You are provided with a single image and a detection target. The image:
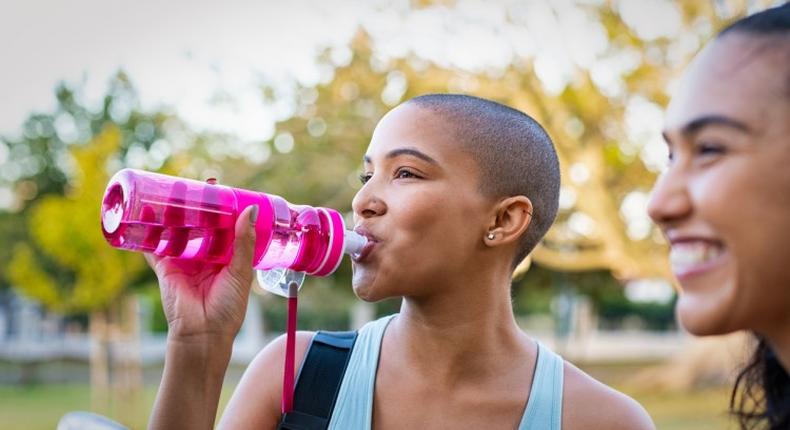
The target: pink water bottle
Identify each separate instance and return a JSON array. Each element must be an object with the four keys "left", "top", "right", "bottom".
[{"left": 100, "top": 168, "right": 366, "bottom": 276}]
